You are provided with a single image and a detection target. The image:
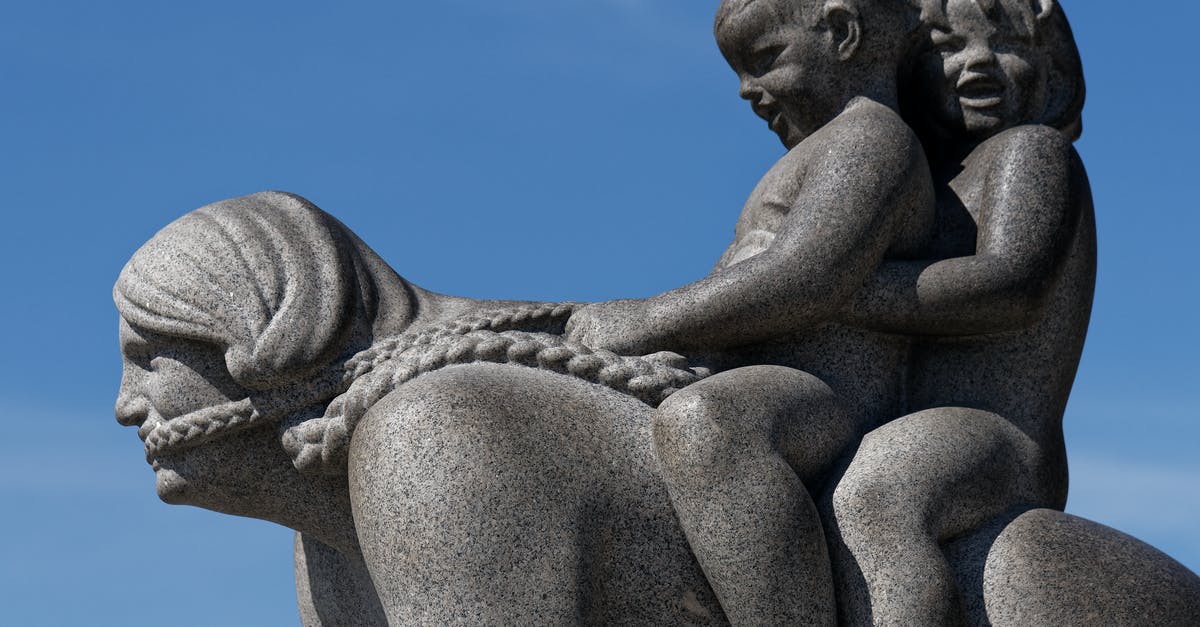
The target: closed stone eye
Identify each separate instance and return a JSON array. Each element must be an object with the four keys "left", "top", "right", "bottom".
[{"left": 749, "top": 45, "right": 785, "bottom": 76}]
